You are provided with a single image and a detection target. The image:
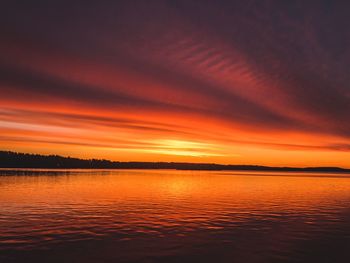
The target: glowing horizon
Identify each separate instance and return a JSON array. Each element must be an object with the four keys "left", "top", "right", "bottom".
[{"left": 0, "top": 2, "right": 349, "bottom": 167}]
